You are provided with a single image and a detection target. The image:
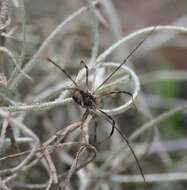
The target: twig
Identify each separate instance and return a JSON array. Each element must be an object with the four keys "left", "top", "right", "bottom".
[
  {"left": 8, "top": 0, "right": 27, "bottom": 83},
  {"left": 0, "top": 118, "right": 8, "bottom": 152},
  {"left": 97, "top": 62, "right": 140, "bottom": 115},
  {"left": 0, "top": 46, "right": 32, "bottom": 81},
  {"left": 43, "top": 149, "right": 58, "bottom": 190},
  {"left": 0, "top": 109, "right": 40, "bottom": 175},
  {"left": 96, "top": 25, "right": 187, "bottom": 63},
  {"left": 110, "top": 172, "right": 187, "bottom": 183},
  {"left": 0, "top": 177, "right": 11, "bottom": 190}
]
